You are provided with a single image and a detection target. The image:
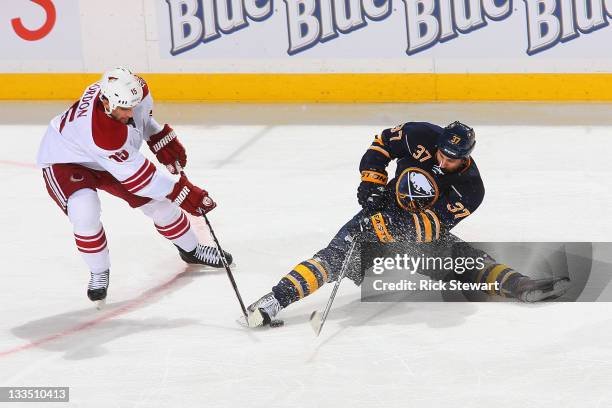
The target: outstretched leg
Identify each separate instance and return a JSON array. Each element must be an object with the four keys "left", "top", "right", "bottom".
[
  {"left": 421, "top": 236, "right": 571, "bottom": 301},
  {"left": 66, "top": 189, "right": 110, "bottom": 302},
  {"left": 247, "top": 208, "right": 423, "bottom": 326}
]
